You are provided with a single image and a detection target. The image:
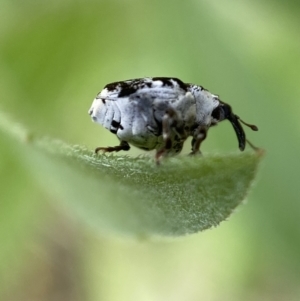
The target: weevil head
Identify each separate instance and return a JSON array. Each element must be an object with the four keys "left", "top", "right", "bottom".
[{"left": 211, "top": 101, "right": 258, "bottom": 151}]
